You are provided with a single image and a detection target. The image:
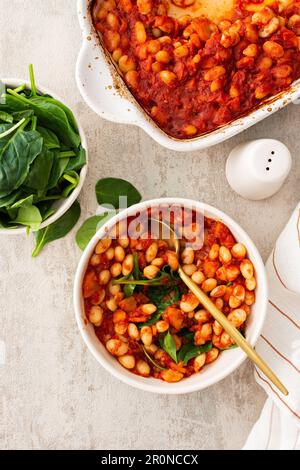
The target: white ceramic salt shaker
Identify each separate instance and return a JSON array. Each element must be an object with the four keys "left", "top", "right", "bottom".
[{"left": 226, "top": 139, "right": 292, "bottom": 200}]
